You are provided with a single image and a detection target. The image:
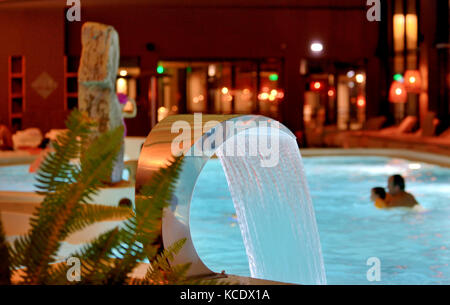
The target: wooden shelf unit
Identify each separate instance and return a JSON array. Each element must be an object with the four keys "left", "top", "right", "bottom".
[
  {"left": 64, "top": 56, "right": 79, "bottom": 111},
  {"left": 8, "top": 55, "right": 25, "bottom": 131}
]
